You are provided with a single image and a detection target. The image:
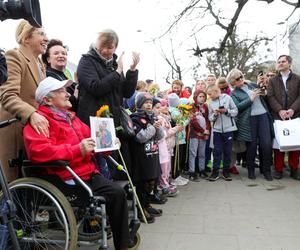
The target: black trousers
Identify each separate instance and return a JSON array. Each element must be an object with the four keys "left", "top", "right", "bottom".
[
  {"left": 246, "top": 114, "right": 272, "bottom": 174},
  {"left": 88, "top": 174, "right": 129, "bottom": 250}
]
